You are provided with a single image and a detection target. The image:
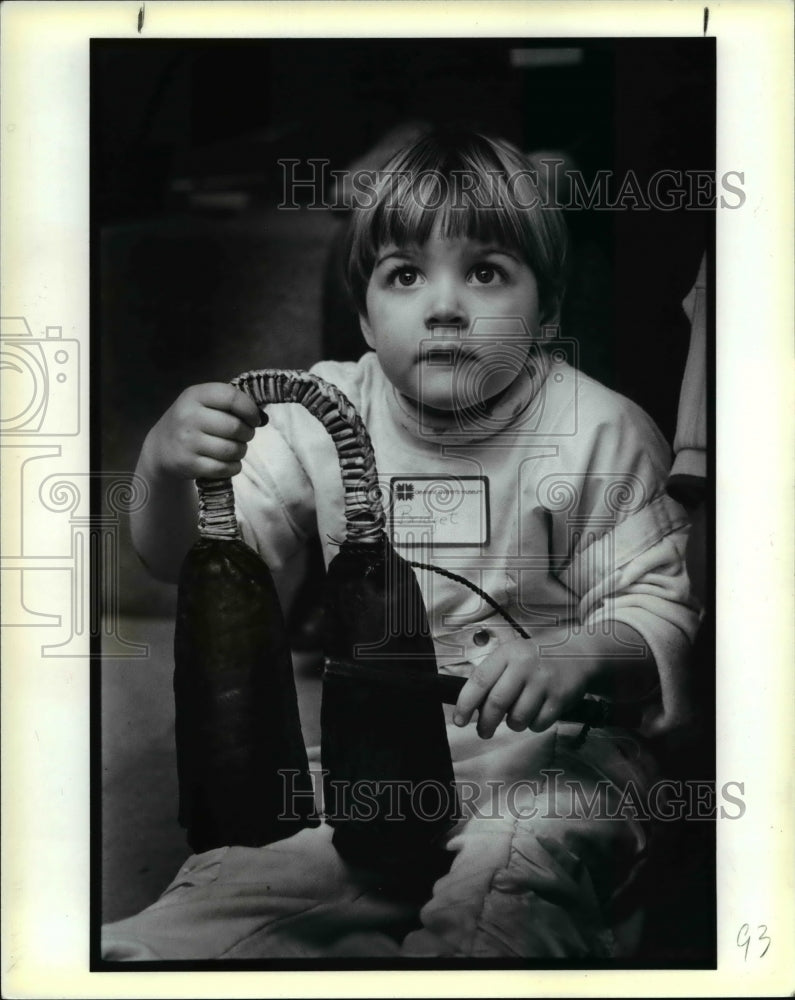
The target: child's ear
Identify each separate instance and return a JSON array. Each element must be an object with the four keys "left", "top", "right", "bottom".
[{"left": 359, "top": 314, "right": 376, "bottom": 349}]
